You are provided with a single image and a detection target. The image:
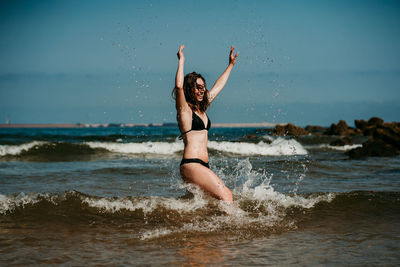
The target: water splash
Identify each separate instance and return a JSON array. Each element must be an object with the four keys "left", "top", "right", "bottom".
[{"left": 0, "top": 159, "right": 334, "bottom": 241}]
